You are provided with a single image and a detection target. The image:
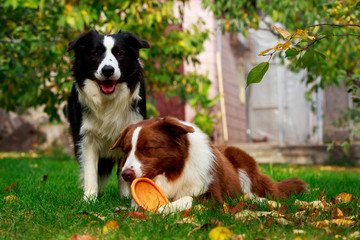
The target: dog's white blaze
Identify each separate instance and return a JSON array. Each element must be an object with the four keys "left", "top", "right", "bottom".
[
  {"left": 94, "top": 36, "right": 121, "bottom": 81},
  {"left": 153, "top": 122, "right": 215, "bottom": 201},
  {"left": 122, "top": 127, "right": 143, "bottom": 178},
  {"left": 238, "top": 169, "right": 254, "bottom": 198}
]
